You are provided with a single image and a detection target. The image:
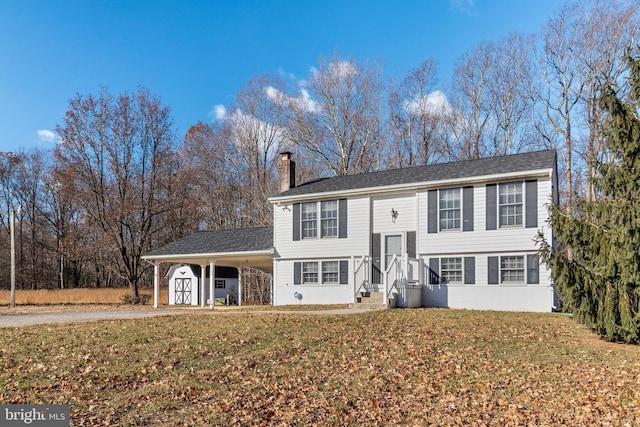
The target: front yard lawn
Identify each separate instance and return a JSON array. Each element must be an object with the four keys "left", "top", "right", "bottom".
[{"left": 1, "top": 309, "right": 639, "bottom": 425}]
